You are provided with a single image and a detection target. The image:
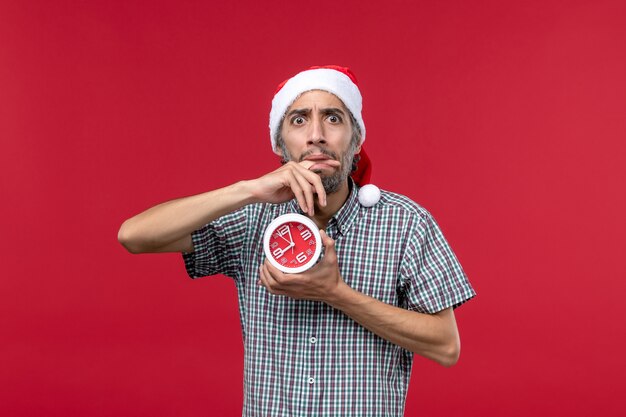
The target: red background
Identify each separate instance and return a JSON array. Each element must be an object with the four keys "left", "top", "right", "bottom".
[{"left": 2, "top": 0, "right": 625, "bottom": 416}]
